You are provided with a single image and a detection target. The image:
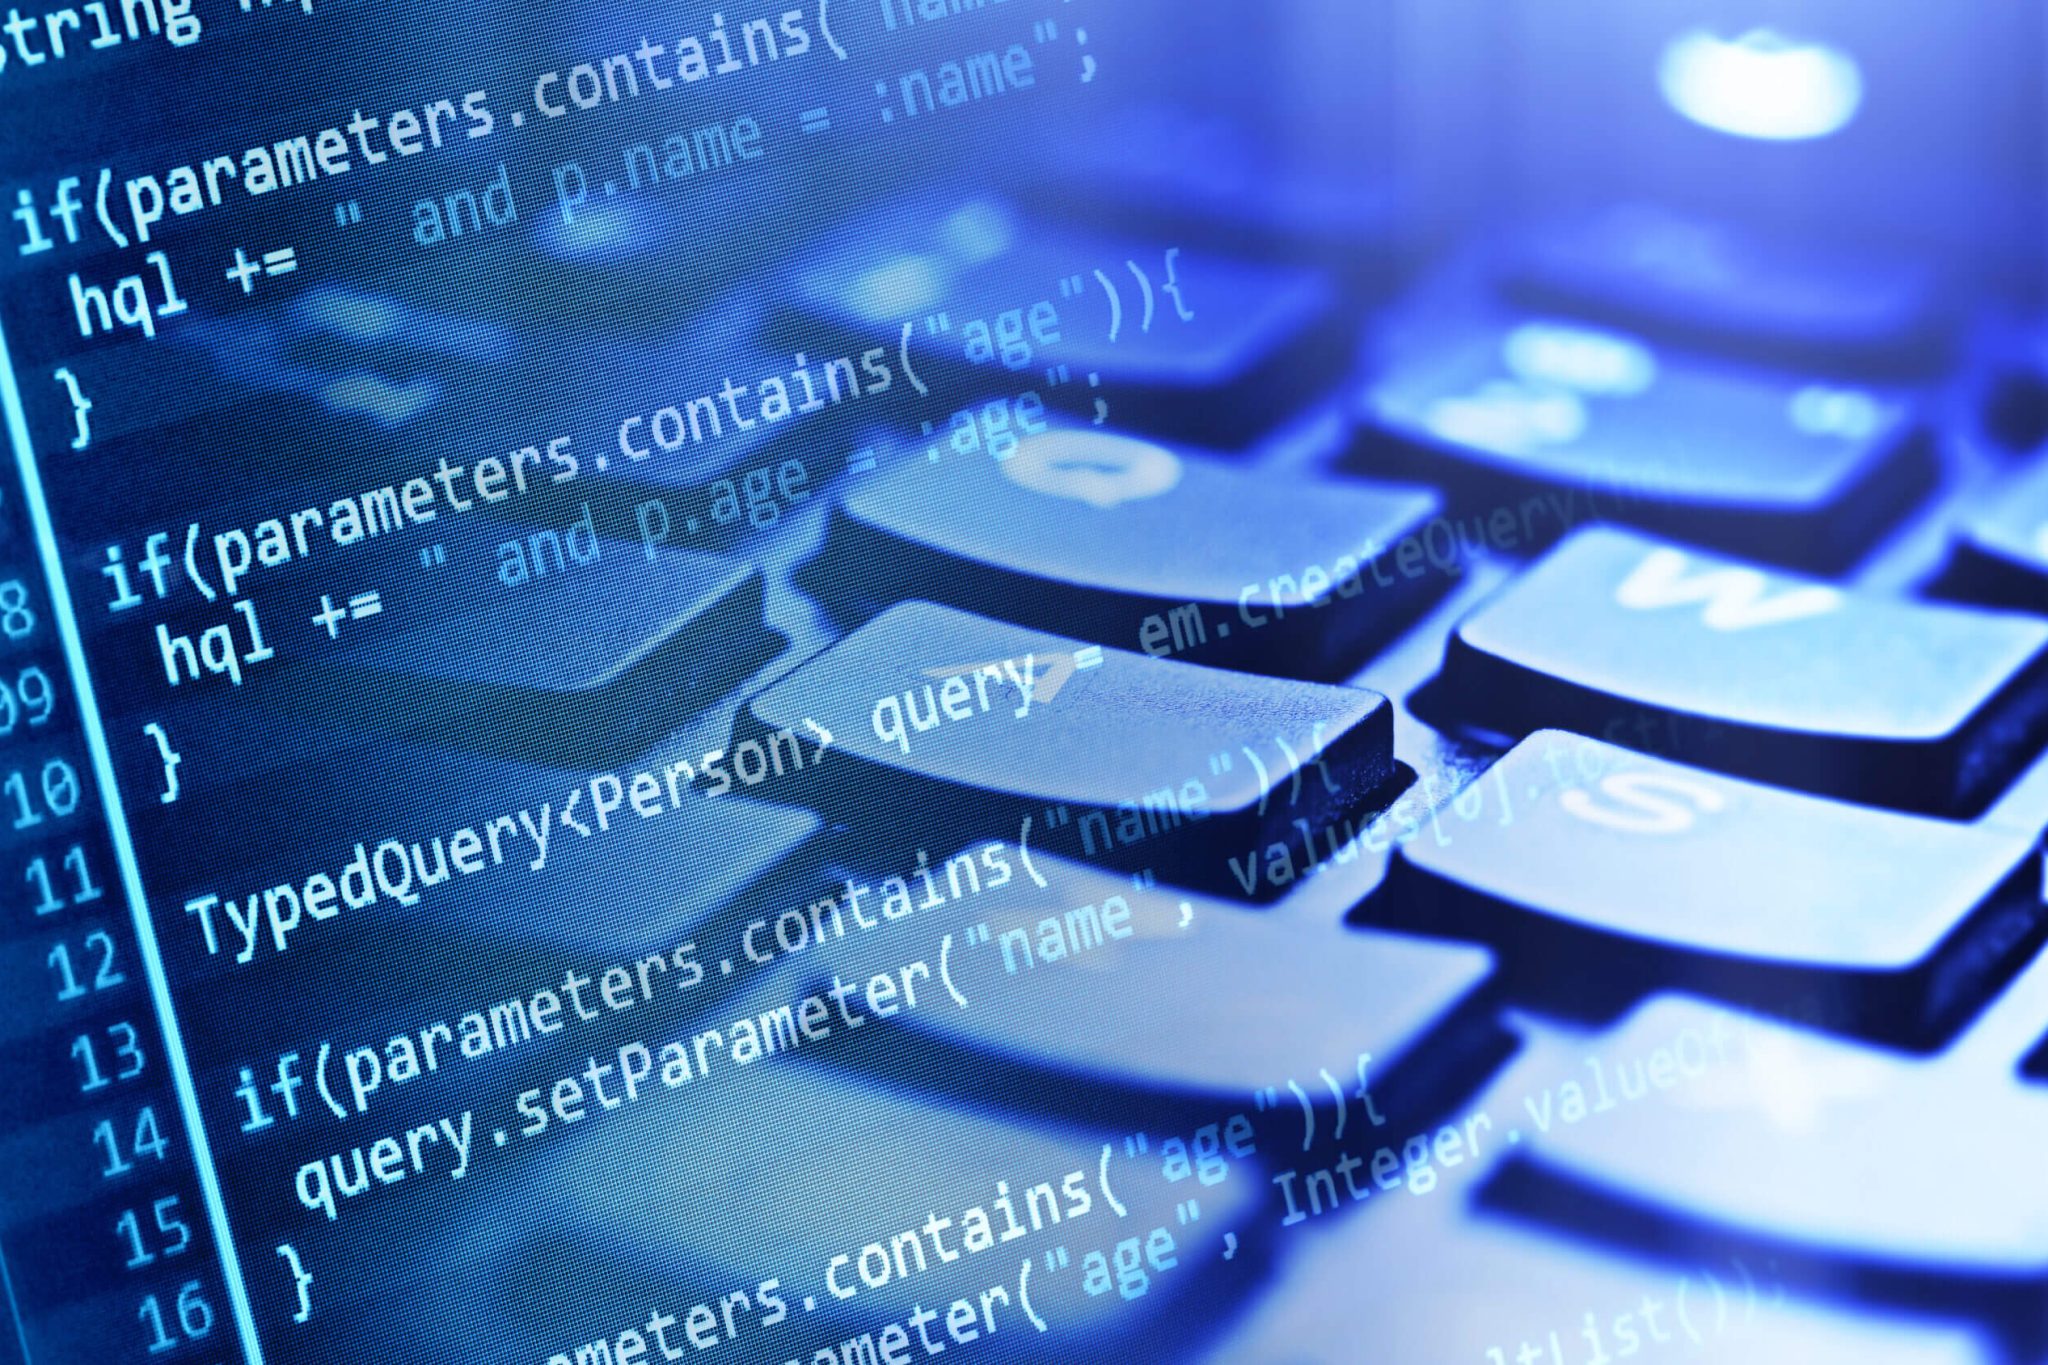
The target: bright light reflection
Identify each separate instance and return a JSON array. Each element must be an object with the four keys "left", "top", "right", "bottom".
[{"left": 1660, "top": 27, "right": 1863, "bottom": 141}]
